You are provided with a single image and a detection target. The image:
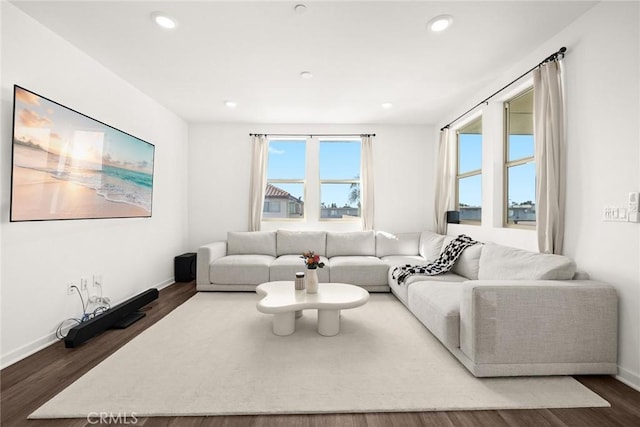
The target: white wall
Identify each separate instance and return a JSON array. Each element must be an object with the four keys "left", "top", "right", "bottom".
[
  {"left": 0, "top": 3, "right": 189, "bottom": 367},
  {"left": 441, "top": 1, "right": 640, "bottom": 389},
  {"left": 188, "top": 123, "right": 434, "bottom": 249}
]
